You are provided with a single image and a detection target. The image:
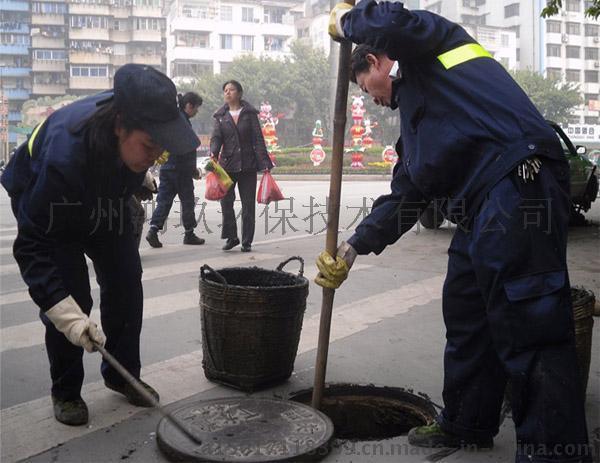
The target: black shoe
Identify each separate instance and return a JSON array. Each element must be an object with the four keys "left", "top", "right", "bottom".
[
  {"left": 105, "top": 380, "right": 159, "bottom": 407},
  {"left": 183, "top": 232, "right": 205, "bottom": 245},
  {"left": 145, "top": 228, "right": 162, "bottom": 248},
  {"left": 241, "top": 244, "right": 251, "bottom": 252},
  {"left": 407, "top": 422, "right": 493, "bottom": 449},
  {"left": 52, "top": 396, "right": 89, "bottom": 426},
  {"left": 222, "top": 238, "right": 240, "bottom": 251}
]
